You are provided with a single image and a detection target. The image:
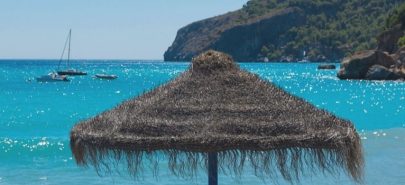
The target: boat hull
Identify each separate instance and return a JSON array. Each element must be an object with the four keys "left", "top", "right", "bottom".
[
  {"left": 36, "top": 75, "right": 69, "bottom": 82},
  {"left": 95, "top": 74, "right": 118, "bottom": 80},
  {"left": 57, "top": 71, "right": 87, "bottom": 76}
]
